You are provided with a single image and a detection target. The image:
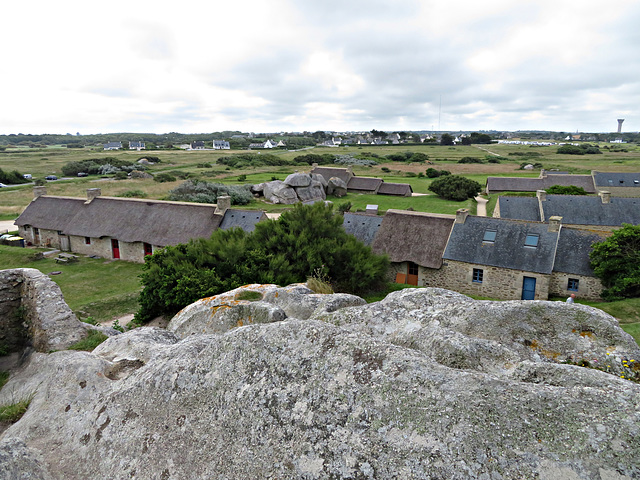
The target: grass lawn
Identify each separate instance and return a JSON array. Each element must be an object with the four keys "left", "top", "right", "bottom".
[{"left": 0, "top": 245, "right": 143, "bottom": 322}]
